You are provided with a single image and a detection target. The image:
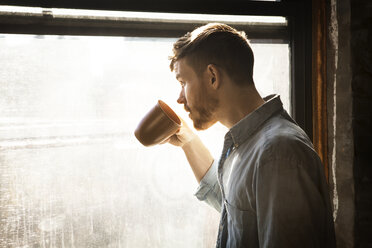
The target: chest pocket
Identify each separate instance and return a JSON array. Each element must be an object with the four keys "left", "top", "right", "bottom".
[{"left": 224, "top": 200, "right": 259, "bottom": 248}]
